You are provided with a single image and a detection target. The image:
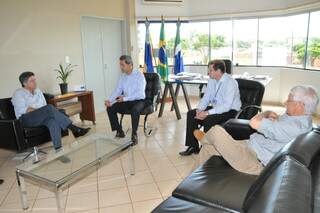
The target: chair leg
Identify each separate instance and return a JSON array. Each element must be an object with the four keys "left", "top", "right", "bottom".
[
  {"left": 143, "top": 114, "right": 157, "bottom": 137},
  {"left": 22, "top": 147, "right": 46, "bottom": 164}
]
